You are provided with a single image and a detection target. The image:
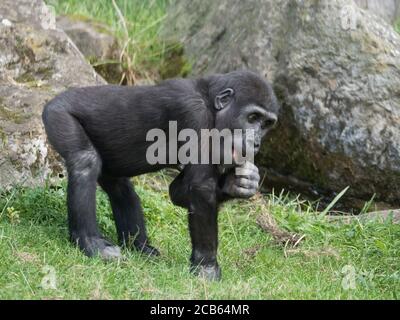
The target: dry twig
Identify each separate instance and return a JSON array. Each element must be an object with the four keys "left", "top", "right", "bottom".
[{"left": 255, "top": 197, "right": 305, "bottom": 246}]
